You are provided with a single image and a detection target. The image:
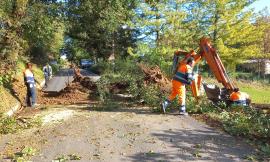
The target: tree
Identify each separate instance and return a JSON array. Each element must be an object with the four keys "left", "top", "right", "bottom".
[
  {"left": 186, "top": 0, "right": 261, "bottom": 71},
  {"left": 66, "top": 0, "right": 137, "bottom": 61},
  {"left": 256, "top": 8, "right": 270, "bottom": 57},
  {"left": 0, "top": 0, "right": 65, "bottom": 75},
  {"left": 0, "top": 0, "right": 28, "bottom": 74},
  {"left": 23, "top": 1, "right": 65, "bottom": 63}
]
